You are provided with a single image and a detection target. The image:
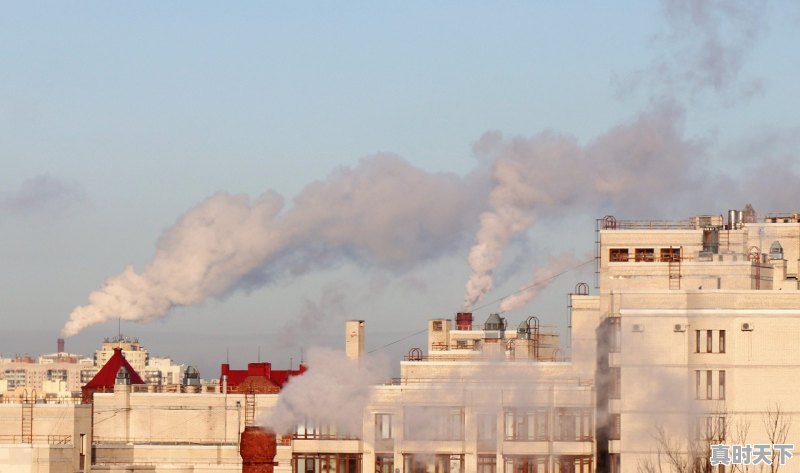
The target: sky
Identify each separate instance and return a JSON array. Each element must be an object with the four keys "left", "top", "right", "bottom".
[{"left": 2, "top": 1, "right": 799, "bottom": 377}]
